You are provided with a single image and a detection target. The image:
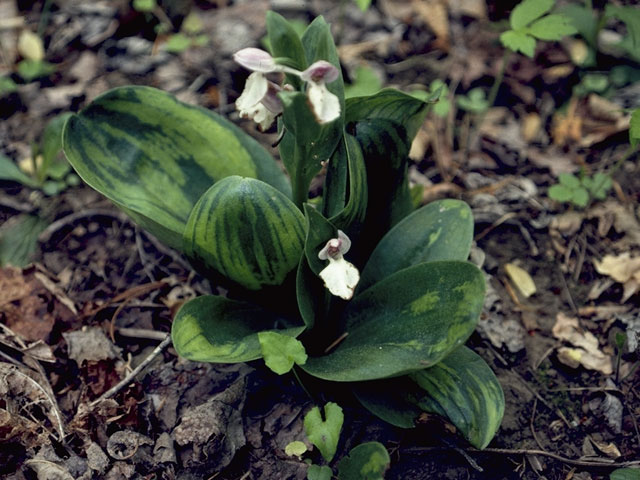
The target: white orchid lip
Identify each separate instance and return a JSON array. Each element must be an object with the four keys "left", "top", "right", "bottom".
[{"left": 318, "top": 230, "right": 359, "bottom": 300}]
